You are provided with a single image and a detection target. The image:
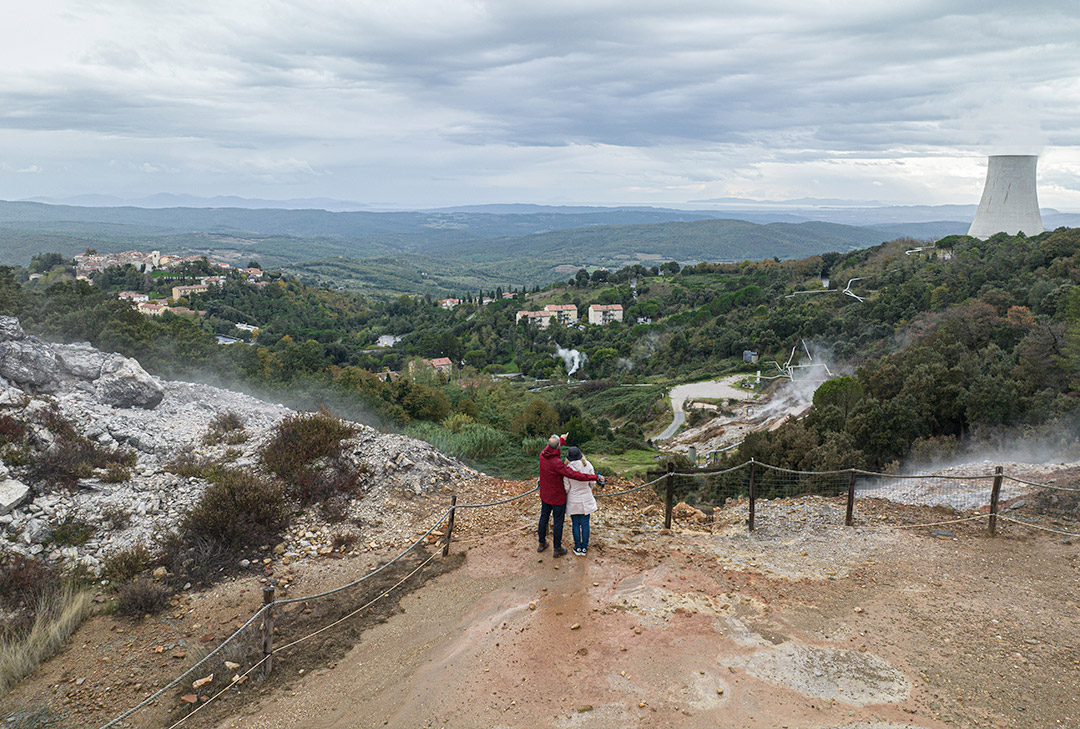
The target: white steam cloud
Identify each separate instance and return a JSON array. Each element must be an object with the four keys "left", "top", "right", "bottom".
[{"left": 553, "top": 346, "right": 587, "bottom": 376}]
